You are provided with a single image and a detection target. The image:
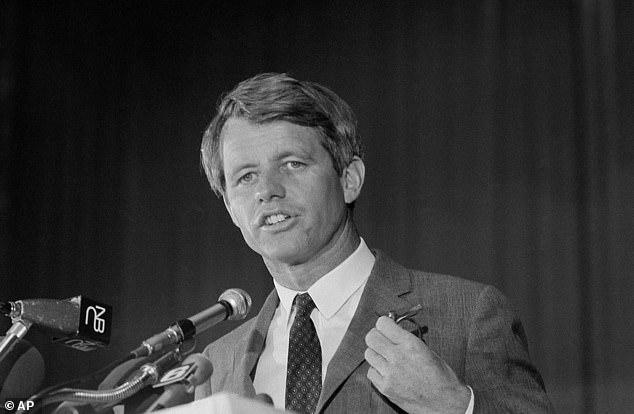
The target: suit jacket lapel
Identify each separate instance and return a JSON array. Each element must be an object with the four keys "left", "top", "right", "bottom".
[
  {"left": 316, "top": 250, "right": 414, "bottom": 412},
  {"left": 230, "top": 289, "right": 279, "bottom": 397}
]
